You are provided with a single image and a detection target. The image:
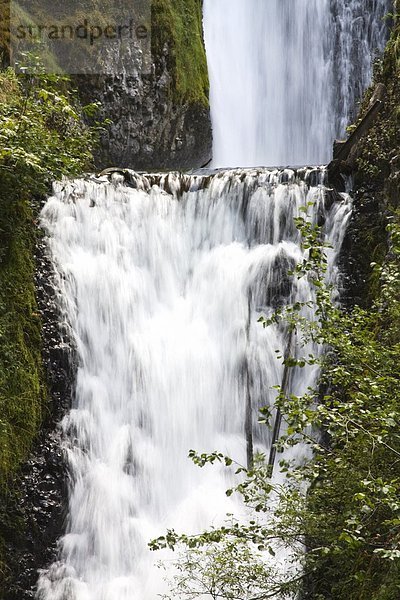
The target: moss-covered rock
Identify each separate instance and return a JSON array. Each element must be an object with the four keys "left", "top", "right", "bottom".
[
  {"left": 0, "top": 188, "right": 44, "bottom": 481},
  {"left": 0, "top": 67, "right": 96, "bottom": 594},
  {"left": 151, "top": 0, "right": 209, "bottom": 106}
]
